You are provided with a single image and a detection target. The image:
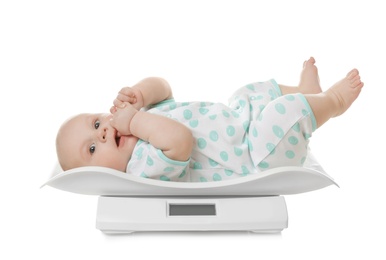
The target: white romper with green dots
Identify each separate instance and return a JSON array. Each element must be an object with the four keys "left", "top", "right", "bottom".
[{"left": 126, "top": 79, "right": 317, "bottom": 182}]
